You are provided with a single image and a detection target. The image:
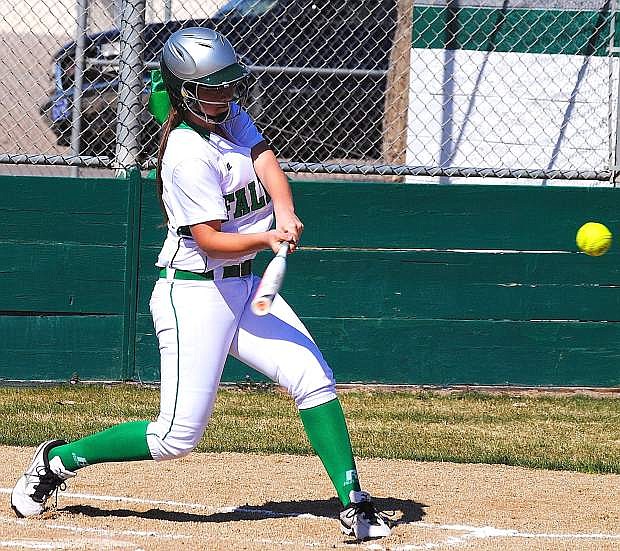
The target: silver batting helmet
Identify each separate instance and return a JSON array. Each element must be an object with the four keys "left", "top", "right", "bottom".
[{"left": 160, "top": 27, "right": 250, "bottom": 123}]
